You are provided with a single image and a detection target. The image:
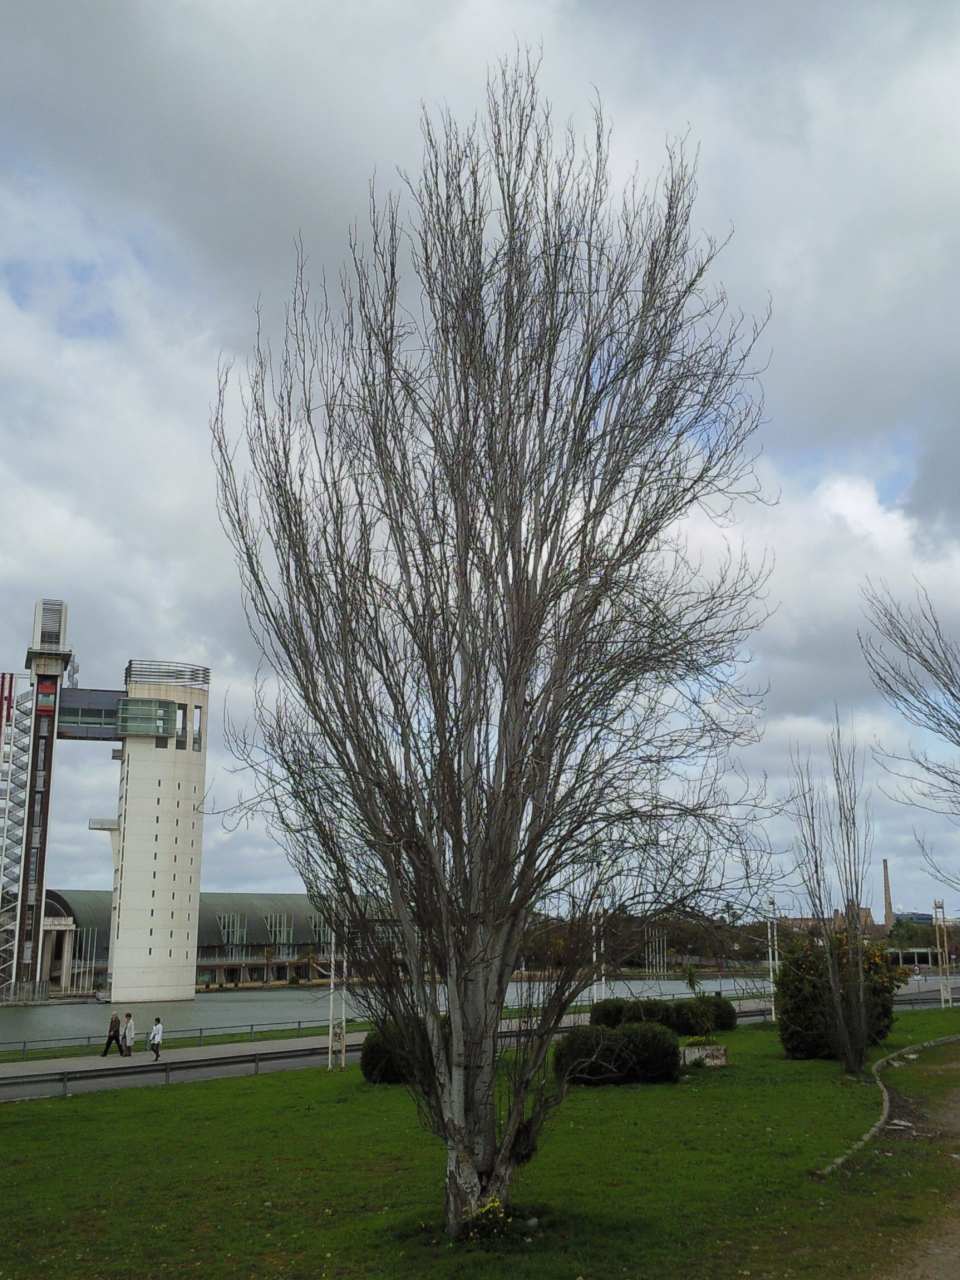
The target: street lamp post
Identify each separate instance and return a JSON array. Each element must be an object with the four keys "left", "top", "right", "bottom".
[
  {"left": 327, "top": 926, "right": 336, "bottom": 1071},
  {"left": 591, "top": 859, "right": 602, "bottom": 1007},
  {"left": 766, "top": 897, "right": 779, "bottom": 1022}
]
